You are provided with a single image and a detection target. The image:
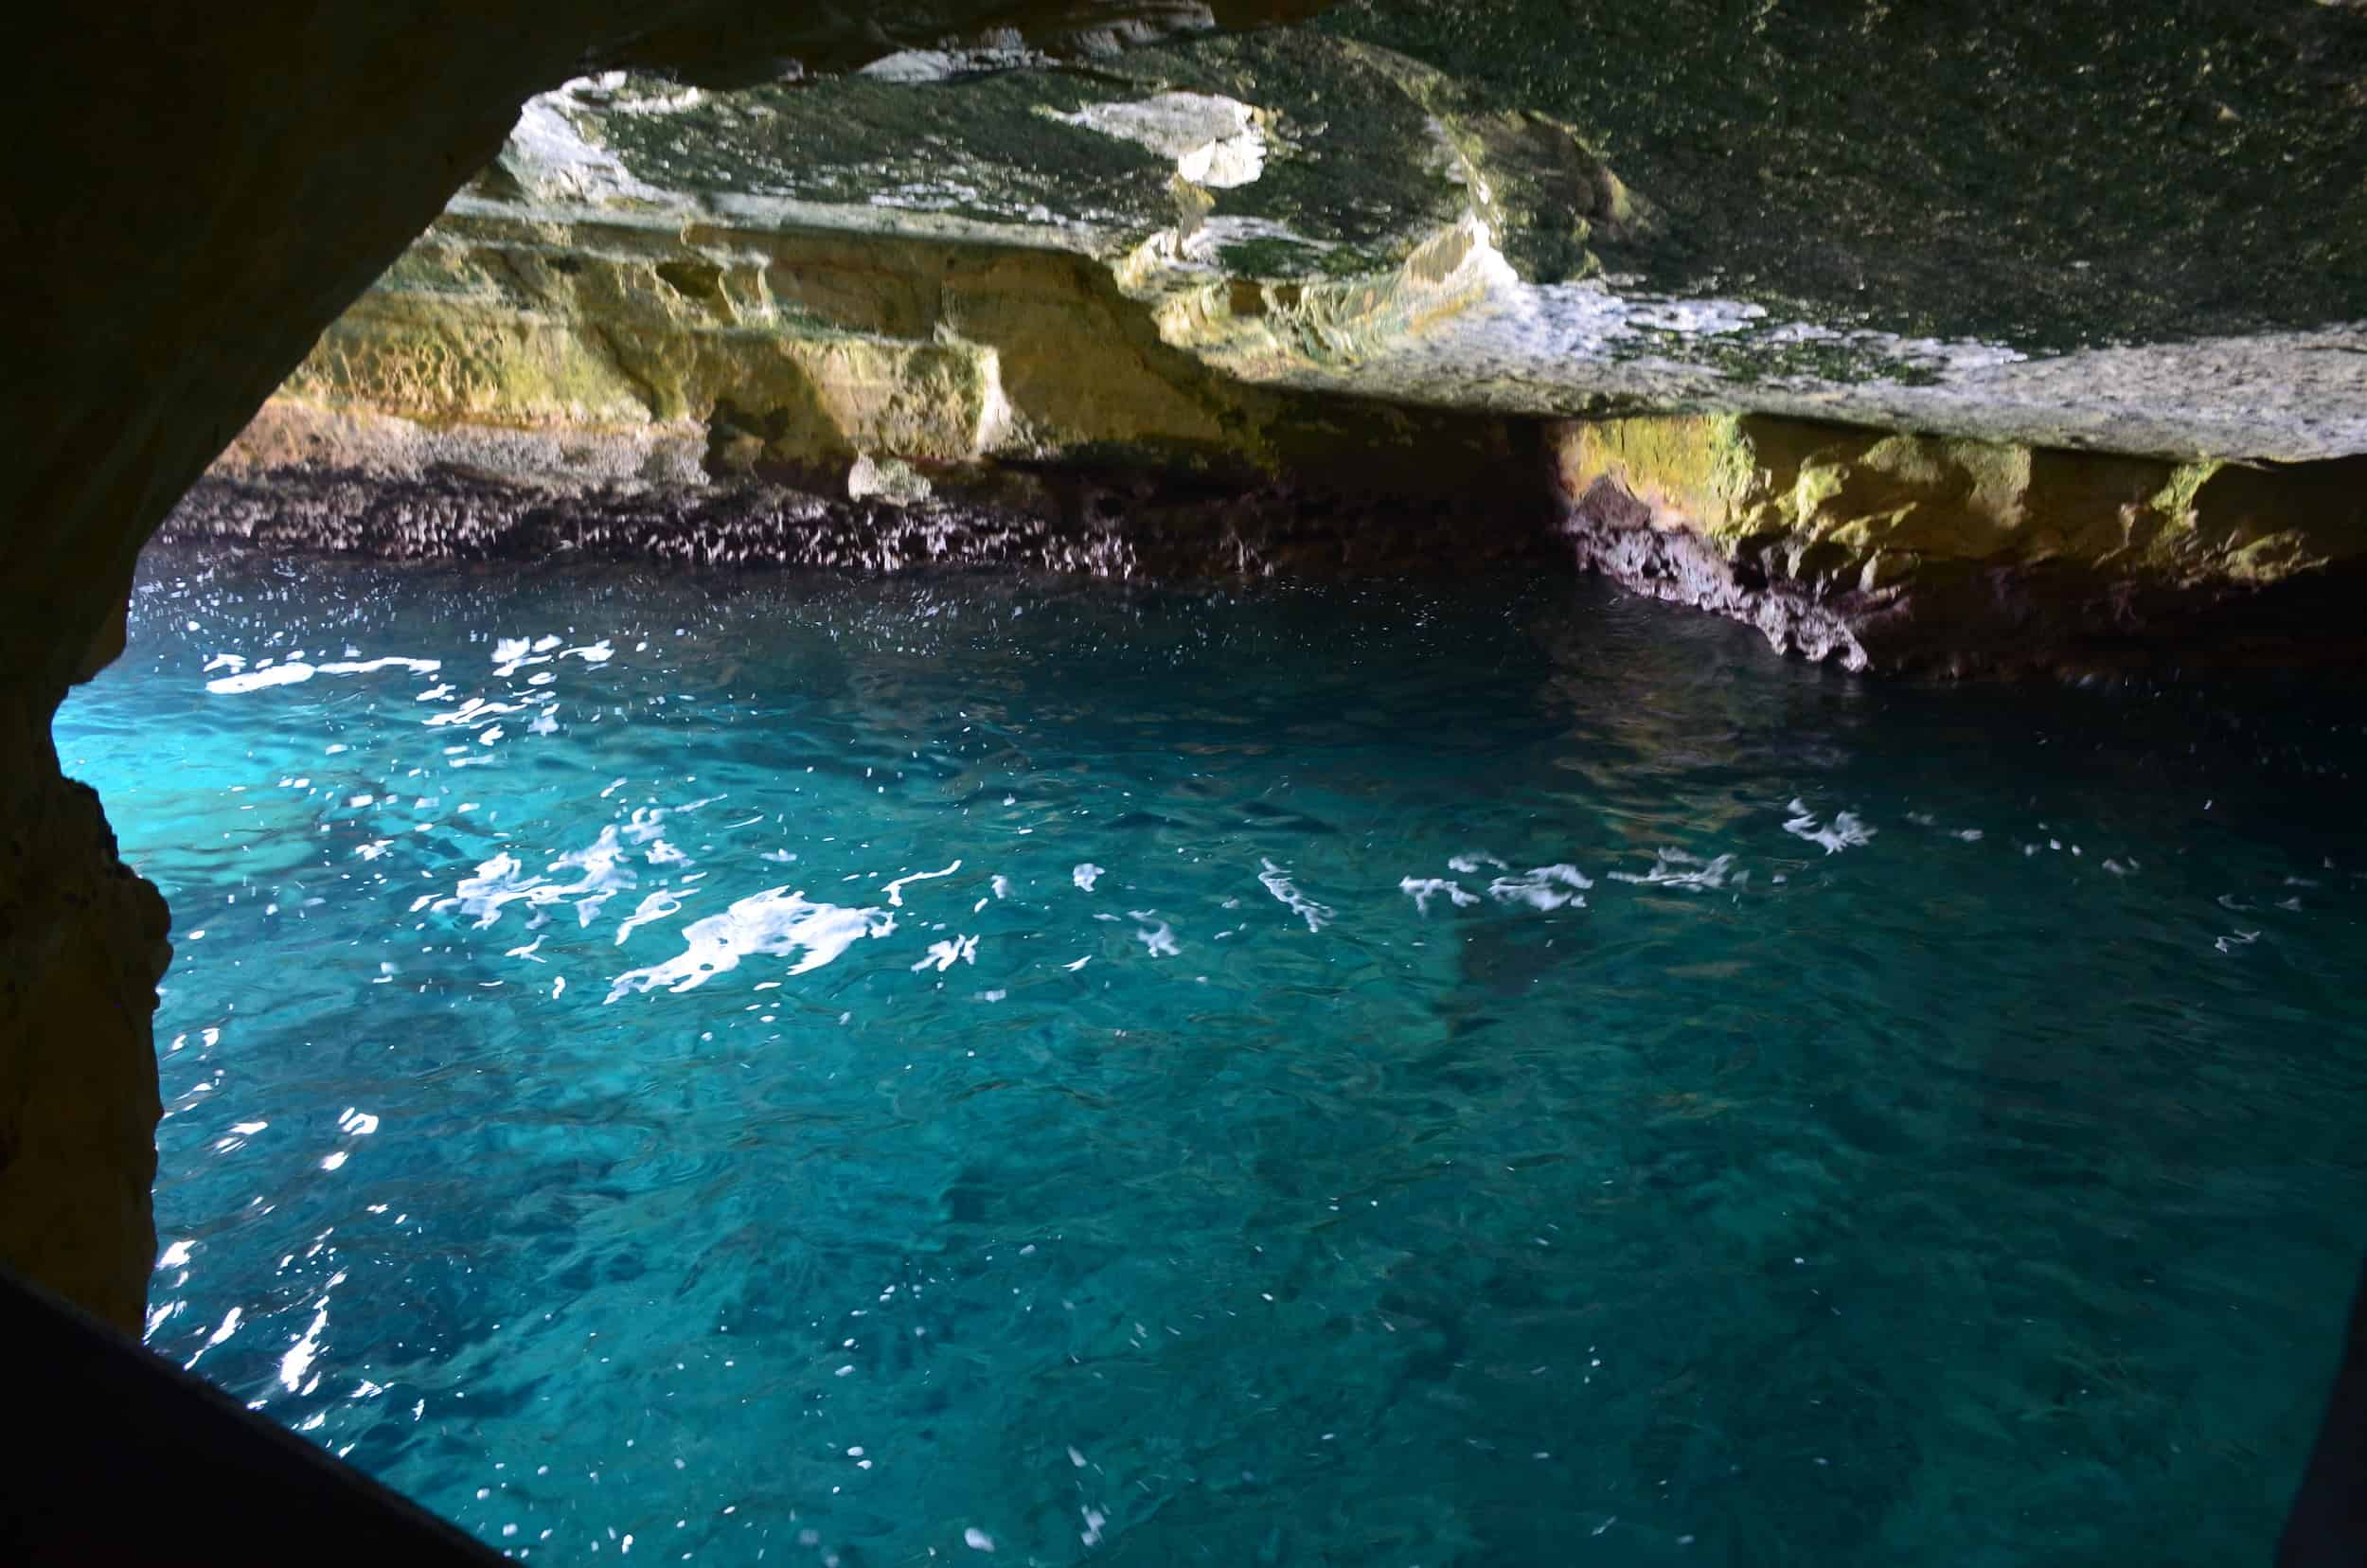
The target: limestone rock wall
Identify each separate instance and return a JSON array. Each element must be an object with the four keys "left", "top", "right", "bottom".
[
  {"left": 226, "top": 211, "right": 1521, "bottom": 499},
  {"left": 1555, "top": 415, "right": 2367, "bottom": 673}
]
